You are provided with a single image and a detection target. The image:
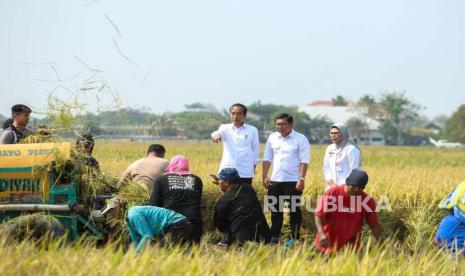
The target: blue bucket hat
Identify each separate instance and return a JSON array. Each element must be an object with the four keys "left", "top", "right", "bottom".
[{"left": 218, "top": 168, "right": 241, "bottom": 182}]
